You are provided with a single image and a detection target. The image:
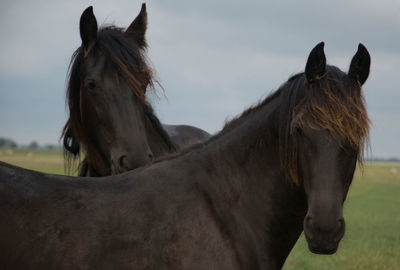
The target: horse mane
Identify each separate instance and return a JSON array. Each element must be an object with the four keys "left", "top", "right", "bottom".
[
  {"left": 61, "top": 25, "right": 175, "bottom": 174},
  {"left": 160, "top": 65, "right": 370, "bottom": 185},
  {"left": 215, "top": 66, "right": 369, "bottom": 185}
]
